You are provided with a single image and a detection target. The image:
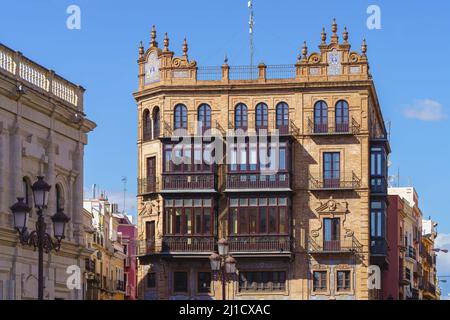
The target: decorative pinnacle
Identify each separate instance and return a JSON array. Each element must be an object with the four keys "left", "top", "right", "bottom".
[
  {"left": 302, "top": 41, "right": 308, "bottom": 59},
  {"left": 139, "top": 41, "right": 144, "bottom": 57},
  {"left": 321, "top": 27, "right": 327, "bottom": 44},
  {"left": 182, "top": 38, "right": 188, "bottom": 57},
  {"left": 362, "top": 39, "right": 367, "bottom": 56},
  {"left": 332, "top": 18, "right": 337, "bottom": 34},
  {"left": 343, "top": 27, "right": 349, "bottom": 43},
  {"left": 150, "top": 25, "right": 158, "bottom": 47},
  {"left": 163, "top": 33, "right": 169, "bottom": 52}
]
